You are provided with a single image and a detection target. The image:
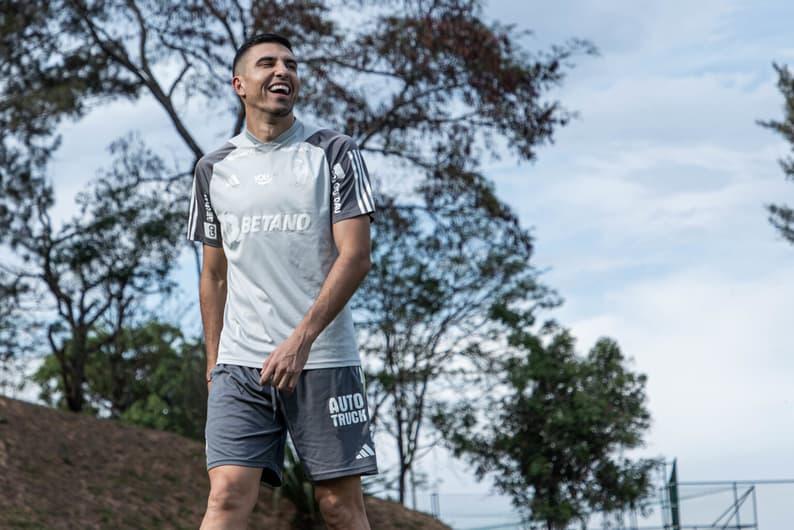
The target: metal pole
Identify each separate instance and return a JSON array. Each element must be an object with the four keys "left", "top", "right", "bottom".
[
  {"left": 733, "top": 482, "right": 741, "bottom": 529},
  {"left": 751, "top": 486, "right": 758, "bottom": 529}
]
